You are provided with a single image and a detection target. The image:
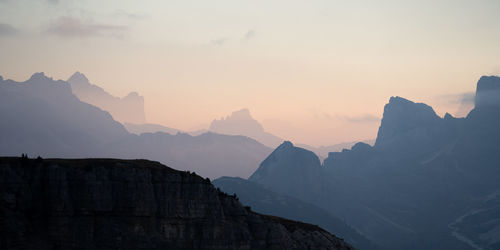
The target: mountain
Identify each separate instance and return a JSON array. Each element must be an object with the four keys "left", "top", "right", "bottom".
[
  {"left": 67, "top": 71, "right": 146, "bottom": 124},
  {"left": 0, "top": 72, "right": 129, "bottom": 157},
  {"left": 245, "top": 76, "right": 500, "bottom": 249},
  {"left": 0, "top": 157, "right": 353, "bottom": 250},
  {"left": 123, "top": 122, "right": 184, "bottom": 135},
  {"left": 209, "top": 109, "right": 283, "bottom": 148},
  {"left": 249, "top": 141, "right": 323, "bottom": 203},
  {"left": 0, "top": 73, "right": 272, "bottom": 179},
  {"left": 213, "top": 176, "right": 378, "bottom": 250},
  {"left": 299, "top": 139, "right": 375, "bottom": 160}
]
